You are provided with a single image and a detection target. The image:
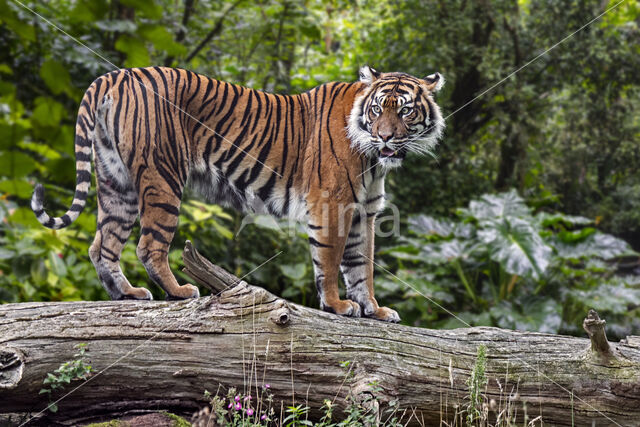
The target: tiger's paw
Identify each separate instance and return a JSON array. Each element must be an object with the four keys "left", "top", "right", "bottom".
[
  {"left": 368, "top": 306, "right": 401, "bottom": 323},
  {"left": 120, "top": 287, "right": 153, "bottom": 300},
  {"left": 322, "top": 299, "right": 362, "bottom": 318},
  {"left": 166, "top": 283, "right": 200, "bottom": 300}
]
